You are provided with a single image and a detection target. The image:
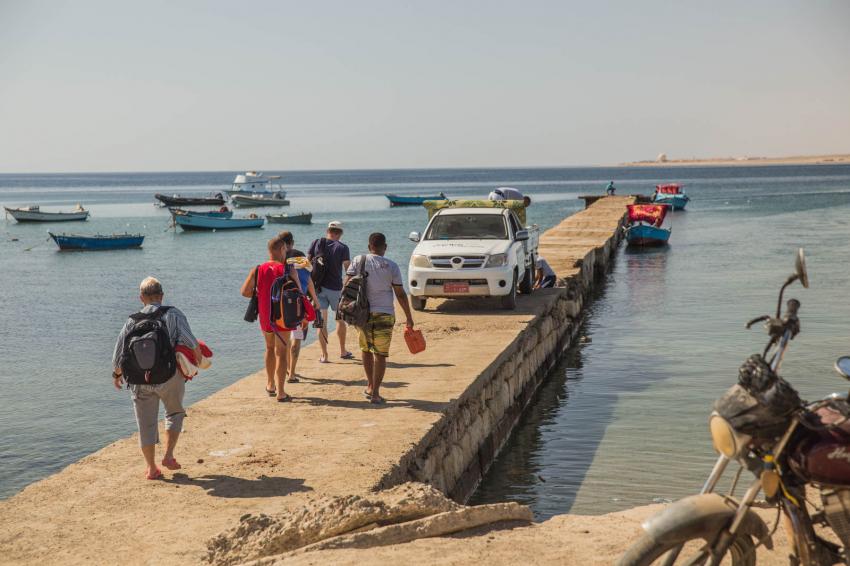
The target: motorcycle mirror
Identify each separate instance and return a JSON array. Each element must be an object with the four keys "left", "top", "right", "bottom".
[
  {"left": 795, "top": 248, "right": 809, "bottom": 288},
  {"left": 835, "top": 356, "right": 850, "bottom": 380}
]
